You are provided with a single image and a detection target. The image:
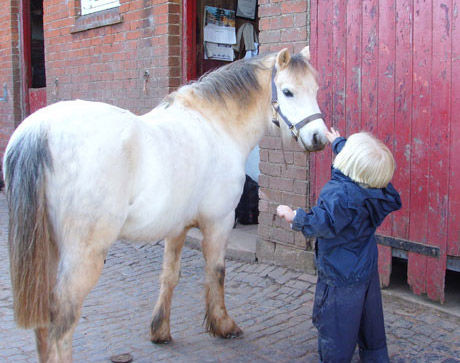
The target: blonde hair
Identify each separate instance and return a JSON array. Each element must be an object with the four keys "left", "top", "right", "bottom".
[{"left": 333, "top": 132, "right": 395, "bottom": 188}]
